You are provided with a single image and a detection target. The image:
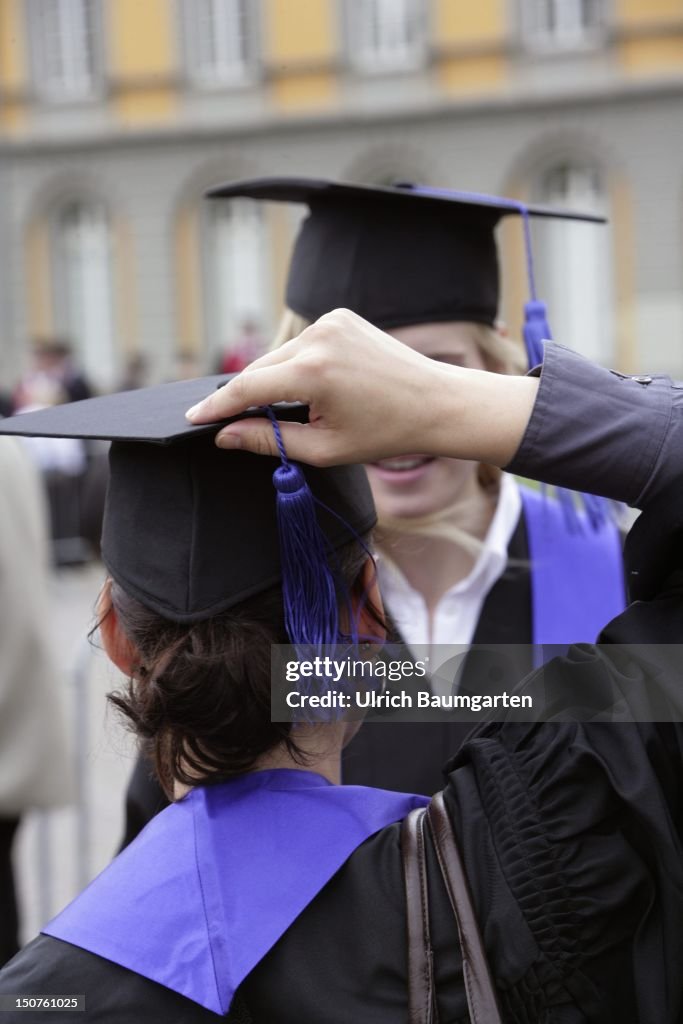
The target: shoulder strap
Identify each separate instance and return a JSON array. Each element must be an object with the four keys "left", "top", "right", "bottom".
[
  {"left": 401, "top": 807, "right": 438, "bottom": 1024},
  {"left": 427, "top": 792, "right": 502, "bottom": 1024},
  {"left": 402, "top": 795, "right": 502, "bottom": 1024}
]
